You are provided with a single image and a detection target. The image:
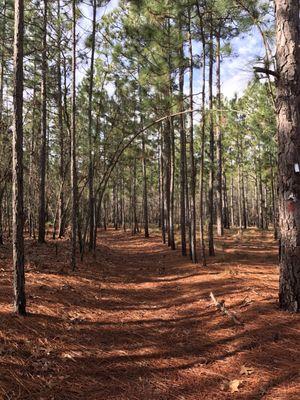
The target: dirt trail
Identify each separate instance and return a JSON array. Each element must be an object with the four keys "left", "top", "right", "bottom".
[{"left": 0, "top": 229, "right": 299, "bottom": 399}]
